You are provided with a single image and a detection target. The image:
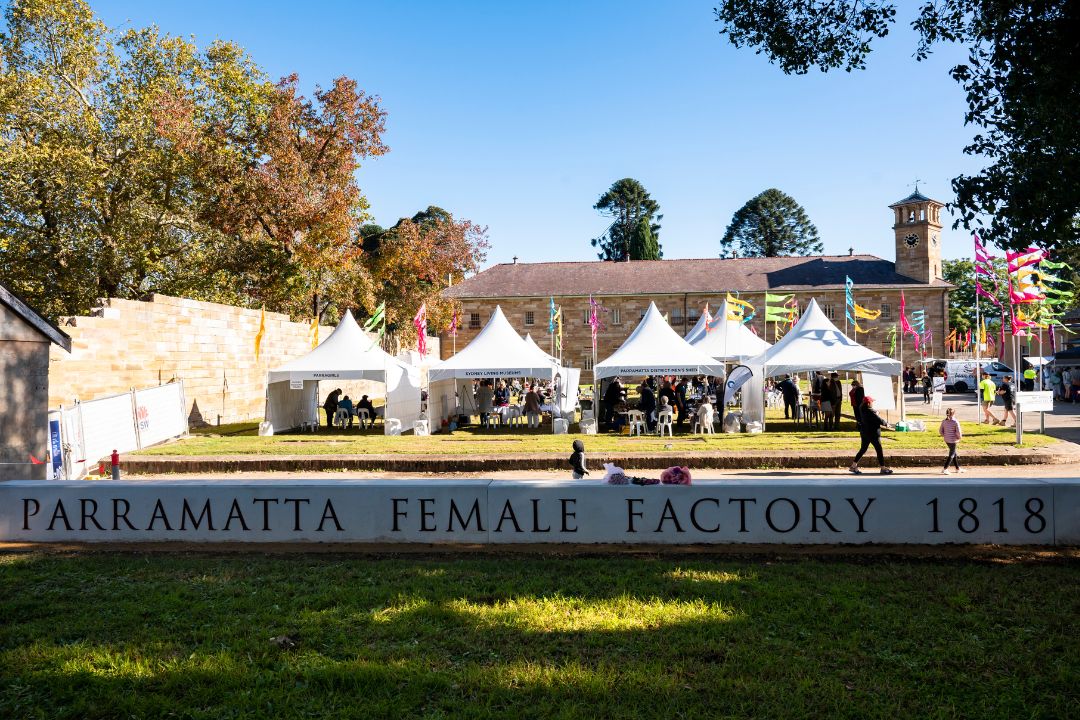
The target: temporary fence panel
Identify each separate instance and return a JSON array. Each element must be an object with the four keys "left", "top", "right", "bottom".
[
  {"left": 80, "top": 391, "right": 139, "bottom": 467},
  {"left": 60, "top": 406, "right": 86, "bottom": 480},
  {"left": 133, "top": 383, "right": 188, "bottom": 447}
]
